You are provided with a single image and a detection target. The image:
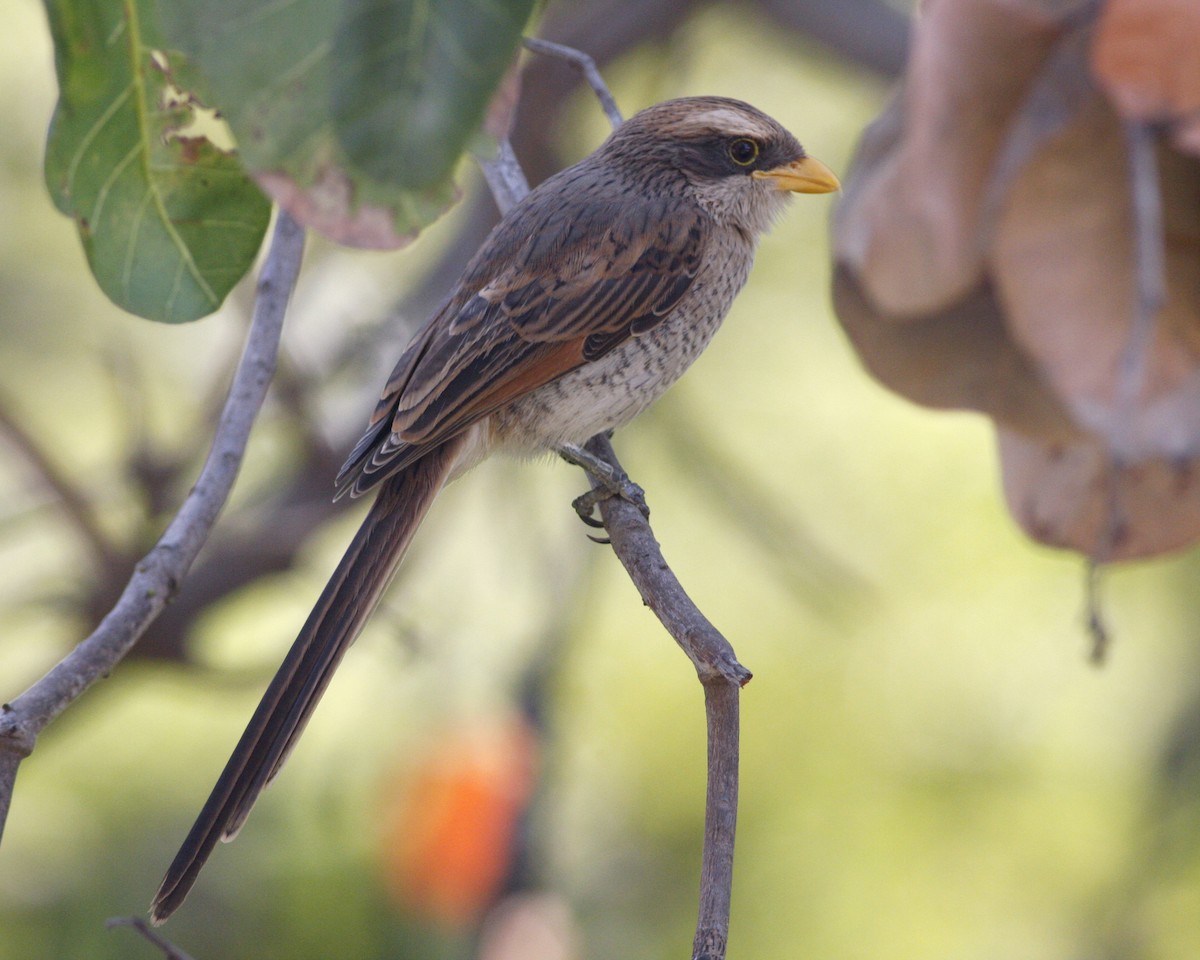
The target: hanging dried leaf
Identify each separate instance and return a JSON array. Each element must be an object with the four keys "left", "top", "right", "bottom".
[
  {"left": 834, "top": 1, "right": 1068, "bottom": 317},
  {"left": 831, "top": 0, "right": 1200, "bottom": 560},
  {"left": 998, "top": 429, "right": 1200, "bottom": 559},
  {"left": 995, "top": 114, "right": 1200, "bottom": 461},
  {"left": 831, "top": 266, "right": 1078, "bottom": 440}
]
